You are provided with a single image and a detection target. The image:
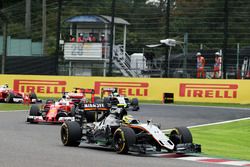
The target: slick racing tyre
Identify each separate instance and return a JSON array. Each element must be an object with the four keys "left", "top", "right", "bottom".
[
  {"left": 113, "top": 127, "right": 136, "bottom": 154},
  {"left": 56, "top": 110, "right": 68, "bottom": 120},
  {"left": 131, "top": 98, "right": 139, "bottom": 111},
  {"left": 70, "top": 106, "right": 76, "bottom": 117},
  {"left": 29, "top": 92, "right": 37, "bottom": 102},
  {"left": 61, "top": 121, "right": 81, "bottom": 146},
  {"left": 27, "top": 105, "right": 41, "bottom": 124},
  {"left": 94, "top": 96, "right": 102, "bottom": 103},
  {"left": 5, "top": 92, "right": 14, "bottom": 103},
  {"left": 29, "top": 105, "right": 40, "bottom": 116},
  {"left": 169, "top": 127, "right": 193, "bottom": 145},
  {"left": 103, "top": 97, "right": 111, "bottom": 107},
  {"left": 45, "top": 99, "right": 55, "bottom": 104}
]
